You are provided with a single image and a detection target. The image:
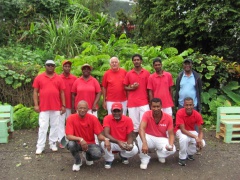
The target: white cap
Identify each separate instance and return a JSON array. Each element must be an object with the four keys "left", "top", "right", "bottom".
[{"left": 45, "top": 60, "right": 55, "bottom": 65}]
